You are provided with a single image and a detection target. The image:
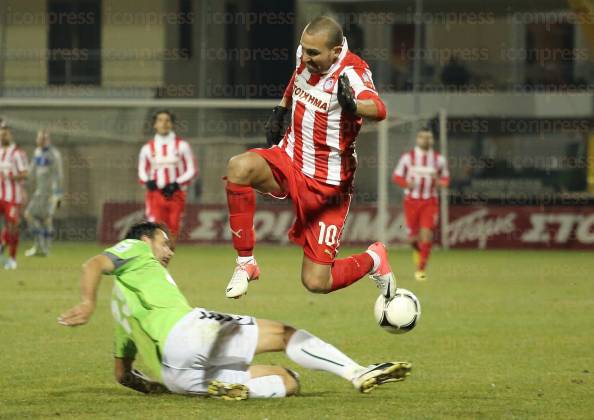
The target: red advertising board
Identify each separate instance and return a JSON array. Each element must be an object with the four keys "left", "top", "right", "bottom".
[{"left": 100, "top": 202, "right": 594, "bottom": 249}]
